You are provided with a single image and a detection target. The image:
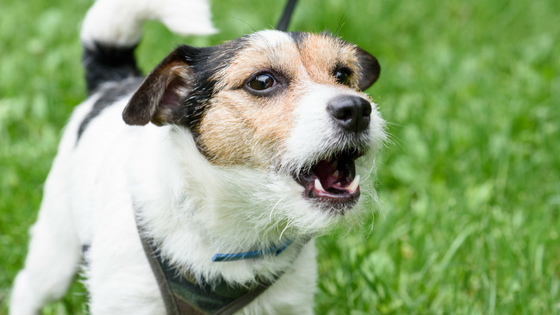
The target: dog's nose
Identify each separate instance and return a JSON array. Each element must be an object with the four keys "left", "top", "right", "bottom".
[{"left": 327, "top": 95, "right": 372, "bottom": 133}]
